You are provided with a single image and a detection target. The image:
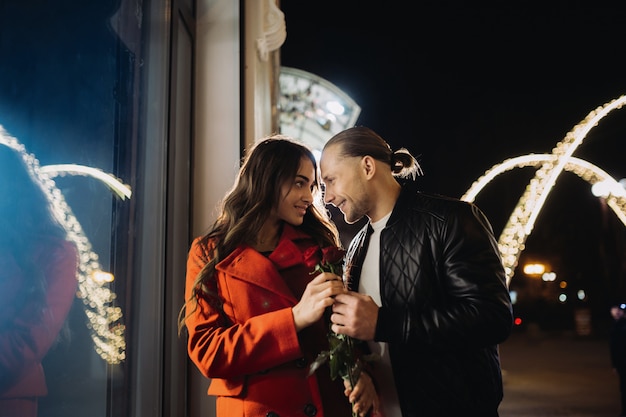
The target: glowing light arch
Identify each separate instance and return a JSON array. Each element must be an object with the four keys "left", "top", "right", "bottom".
[
  {"left": 461, "top": 154, "right": 626, "bottom": 227},
  {"left": 463, "top": 94, "right": 626, "bottom": 284},
  {"left": 40, "top": 164, "right": 132, "bottom": 200}
]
